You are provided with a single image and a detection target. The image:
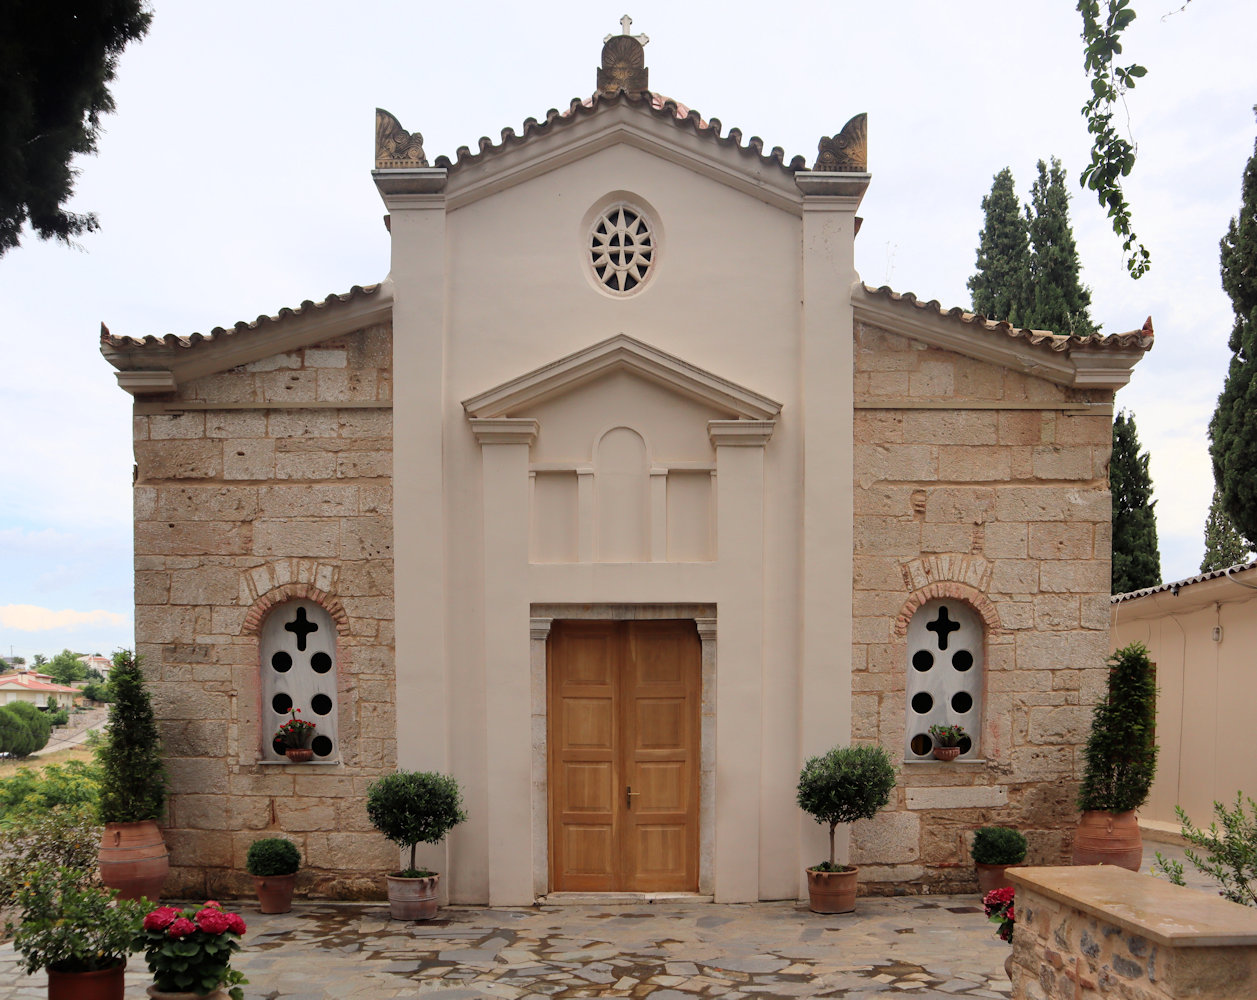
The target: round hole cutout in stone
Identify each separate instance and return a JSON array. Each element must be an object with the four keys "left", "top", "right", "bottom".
[
  {"left": 271, "top": 651, "right": 292, "bottom": 672},
  {"left": 311, "top": 693, "right": 333, "bottom": 716},
  {"left": 911, "top": 692, "right": 933, "bottom": 714},
  {"left": 311, "top": 734, "right": 334, "bottom": 758},
  {"left": 912, "top": 650, "right": 934, "bottom": 672},
  {"left": 952, "top": 691, "right": 974, "bottom": 713},
  {"left": 958, "top": 735, "right": 973, "bottom": 755},
  {"left": 952, "top": 650, "right": 974, "bottom": 671},
  {"left": 310, "top": 651, "right": 332, "bottom": 674},
  {"left": 909, "top": 732, "right": 933, "bottom": 756},
  {"left": 271, "top": 737, "right": 287, "bottom": 756},
  {"left": 272, "top": 692, "right": 292, "bottom": 715}
]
